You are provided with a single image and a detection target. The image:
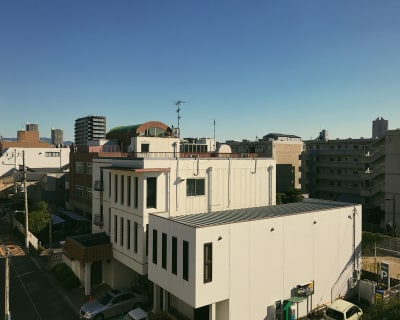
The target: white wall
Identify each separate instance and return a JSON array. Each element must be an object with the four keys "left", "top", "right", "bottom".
[
  {"left": 149, "top": 203, "right": 362, "bottom": 320},
  {"left": 0, "top": 147, "right": 70, "bottom": 177}
]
